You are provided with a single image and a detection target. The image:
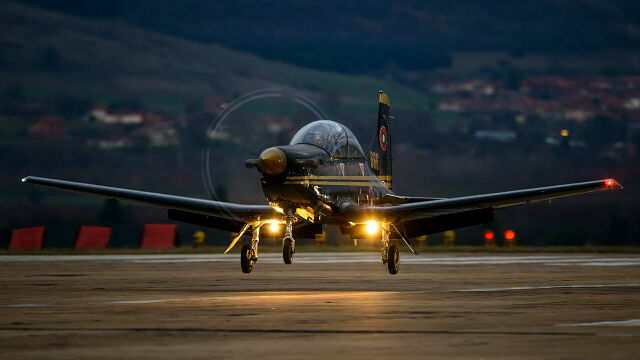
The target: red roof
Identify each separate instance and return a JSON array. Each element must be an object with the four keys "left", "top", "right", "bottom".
[{"left": 27, "top": 116, "right": 66, "bottom": 139}]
